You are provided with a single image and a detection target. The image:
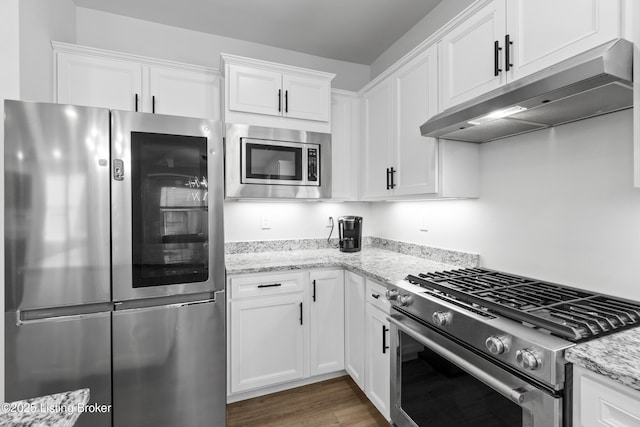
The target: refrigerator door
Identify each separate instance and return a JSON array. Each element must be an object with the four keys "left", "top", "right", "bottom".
[
  {"left": 5, "top": 310, "right": 112, "bottom": 427},
  {"left": 112, "top": 293, "right": 226, "bottom": 427},
  {"left": 111, "top": 111, "right": 224, "bottom": 301},
  {"left": 4, "top": 100, "right": 111, "bottom": 311}
]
